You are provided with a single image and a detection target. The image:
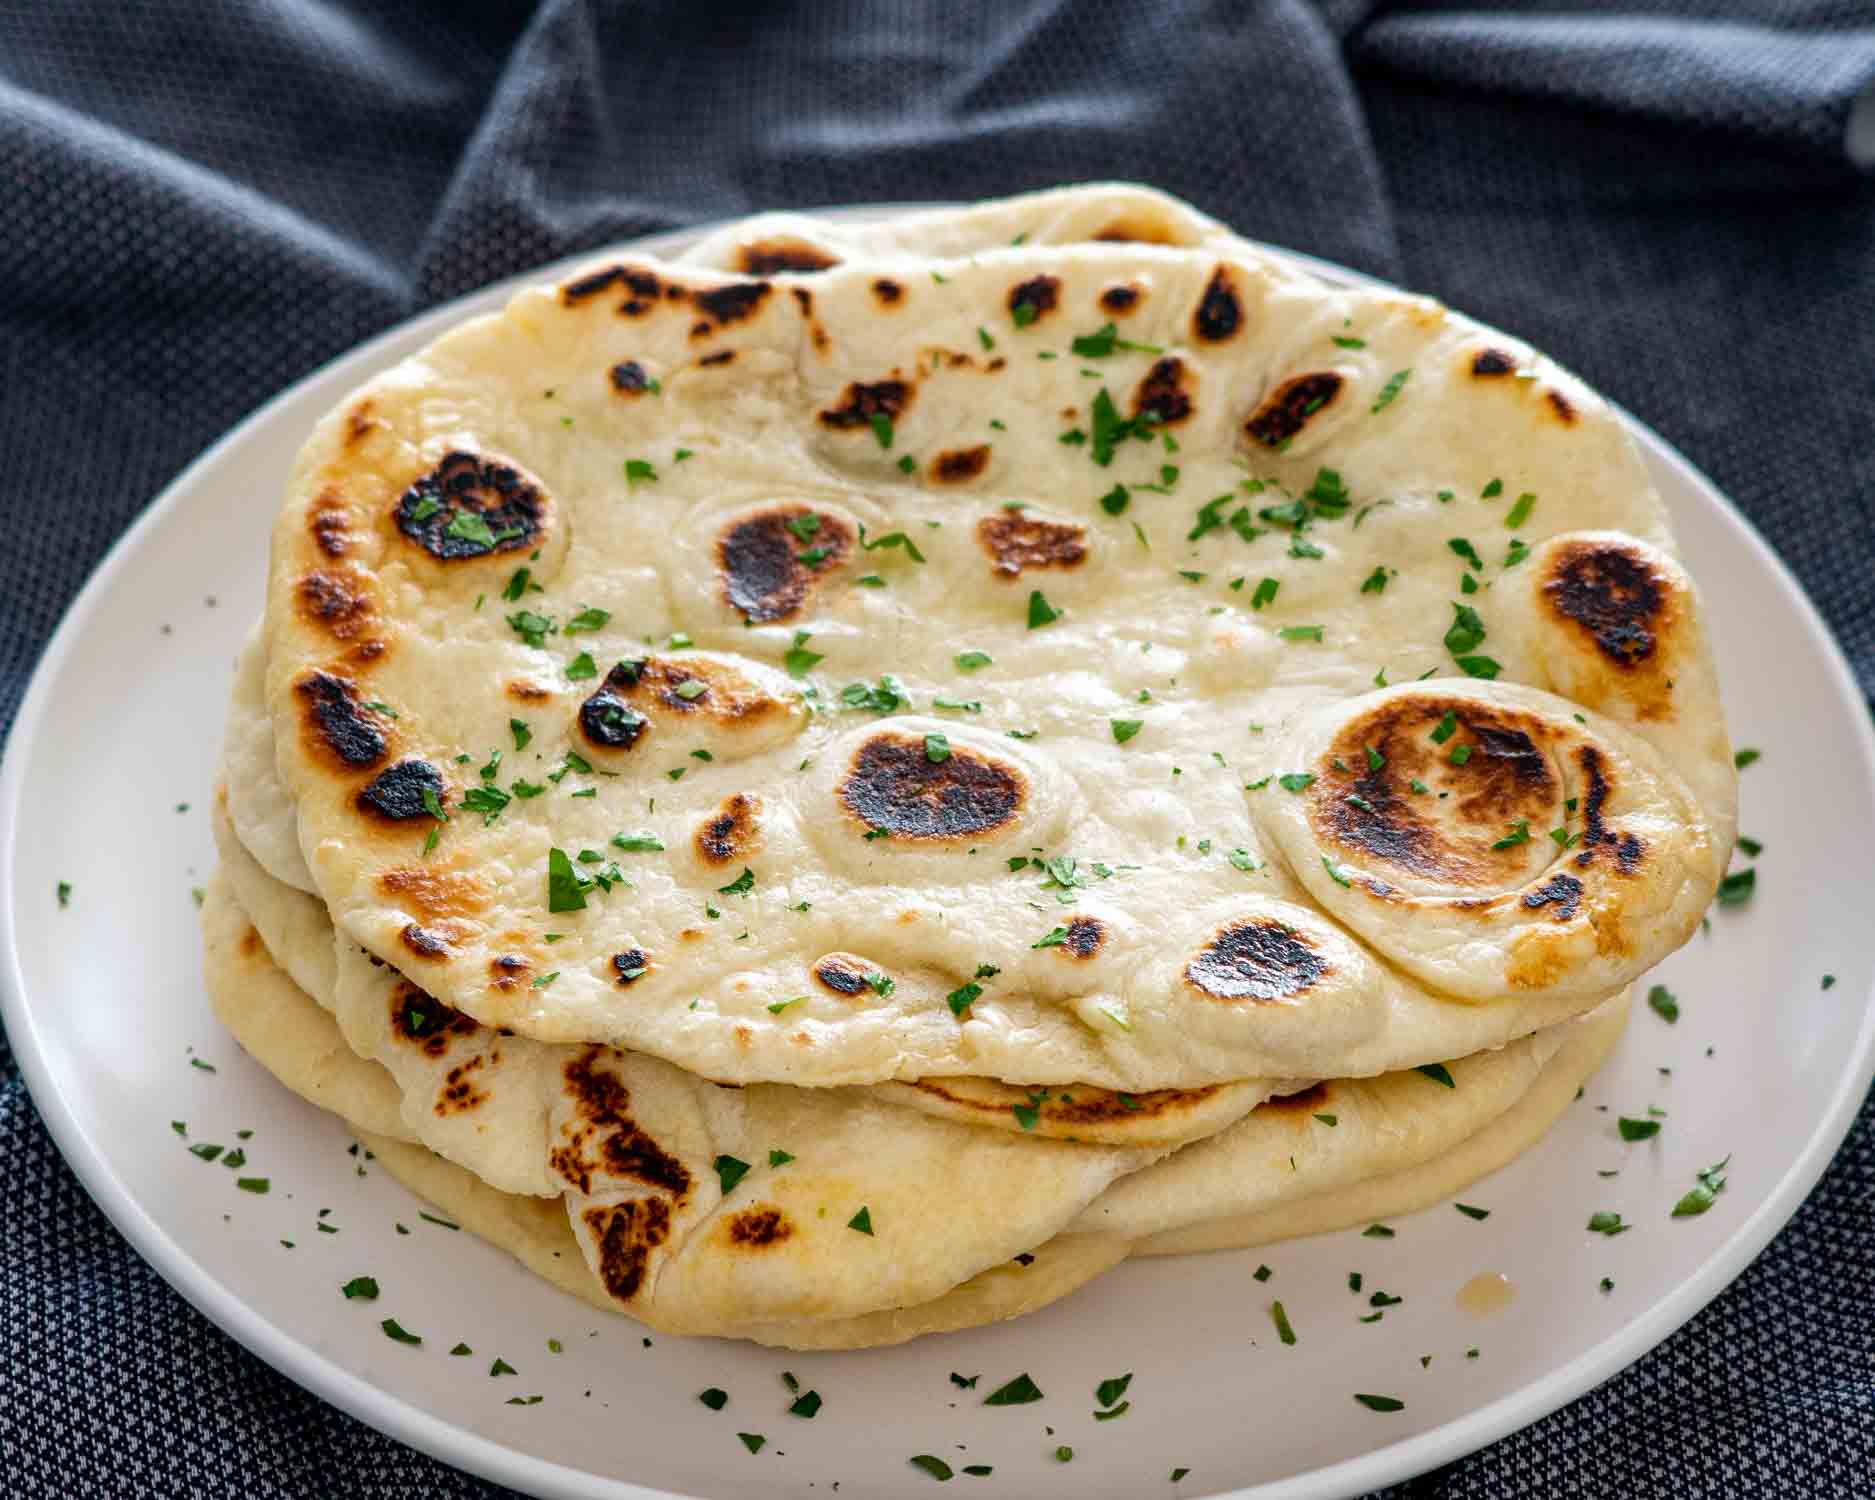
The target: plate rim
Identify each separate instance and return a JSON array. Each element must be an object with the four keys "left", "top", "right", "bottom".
[{"left": 3, "top": 203, "right": 1872, "bottom": 1500}]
